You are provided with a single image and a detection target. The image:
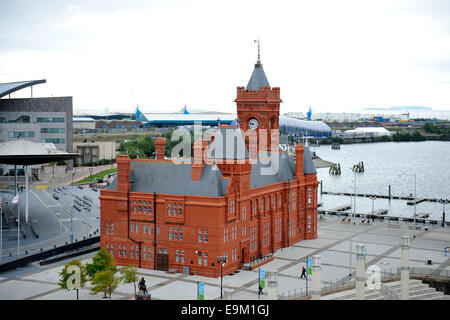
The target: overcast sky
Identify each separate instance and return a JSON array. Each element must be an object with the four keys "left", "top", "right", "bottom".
[{"left": 1, "top": 0, "right": 450, "bottom": 115}]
